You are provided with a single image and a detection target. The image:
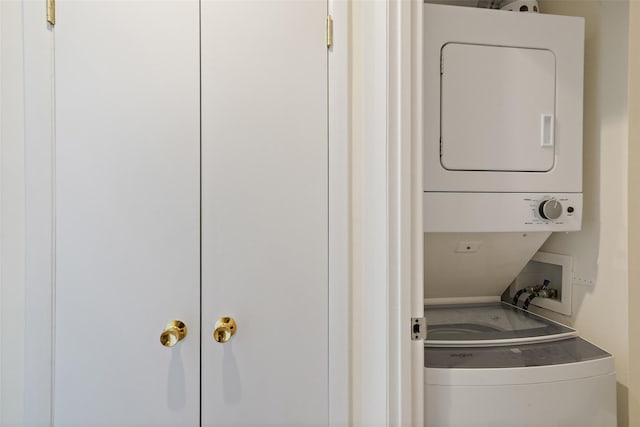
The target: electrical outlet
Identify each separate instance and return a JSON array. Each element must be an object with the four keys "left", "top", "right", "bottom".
[{"left": 573, "top": 276, "right": 594, "bottom": 287}]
